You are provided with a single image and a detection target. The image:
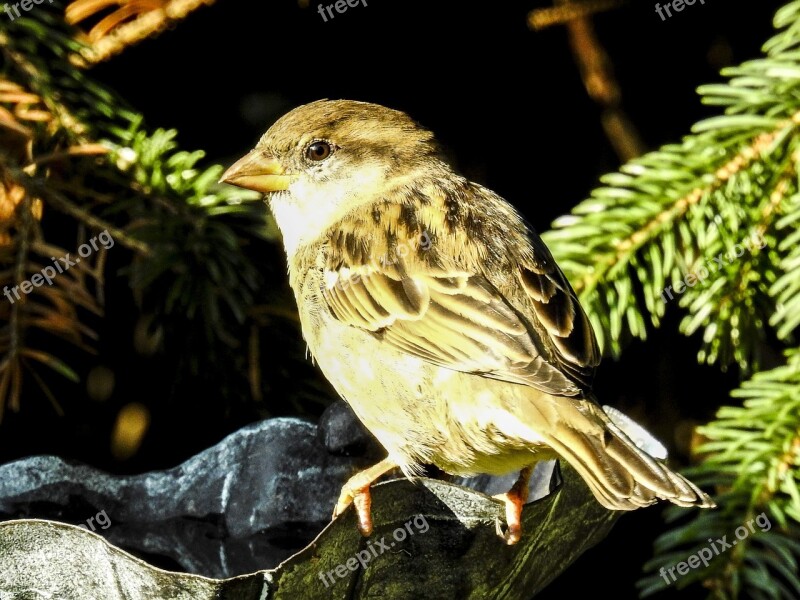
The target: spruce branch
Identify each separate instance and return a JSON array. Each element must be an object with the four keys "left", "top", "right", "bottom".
[
  {"left": 0, "top": 8, "right": 291, "bottom": 416},
  {"left": 14, "top": 168, "right": 152, "bottom": 256},
  {"left": 532, "top": 2, "right": 800, "bottom": 597},
  {"left": 542, "top": 2, "right": 800, "bottom": 368},
  {"left": 639, "top": 350, "right": 800, "bottom": 598}
]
